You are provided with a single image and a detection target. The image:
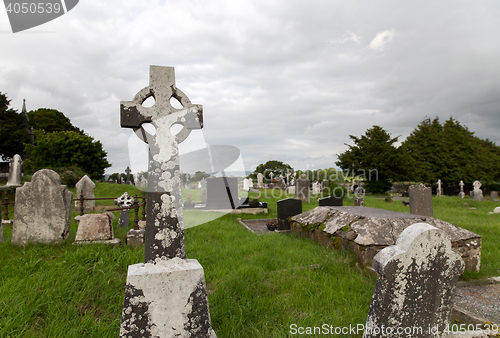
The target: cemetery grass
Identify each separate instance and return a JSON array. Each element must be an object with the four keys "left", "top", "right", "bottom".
[{"left": 0, "top": 186, "right": 498, "bottom": 337}]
